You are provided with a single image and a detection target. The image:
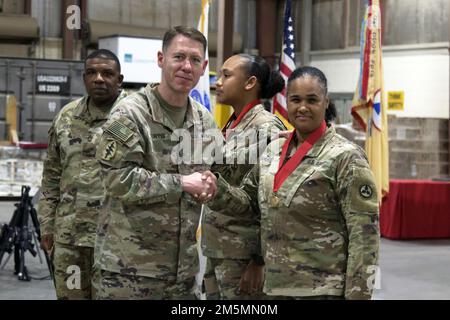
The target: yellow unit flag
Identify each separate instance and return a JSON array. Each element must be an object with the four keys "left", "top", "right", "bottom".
[{"left": 351, "top": 0, "right": 389, "bottom": 201}]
